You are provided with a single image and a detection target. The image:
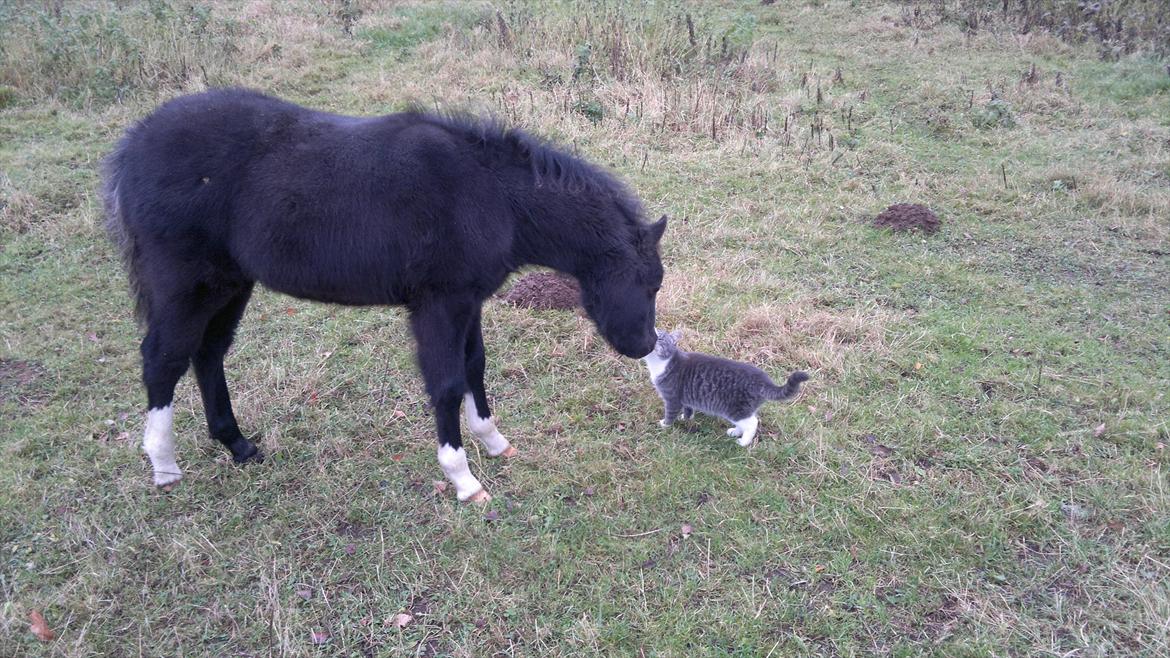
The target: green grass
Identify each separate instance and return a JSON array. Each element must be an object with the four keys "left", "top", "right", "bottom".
[{"left": 2, "top": 1, "right": 1169, "bottom": 656}]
